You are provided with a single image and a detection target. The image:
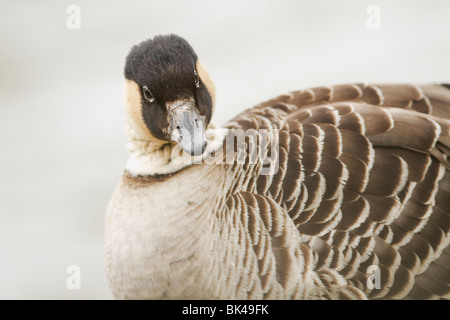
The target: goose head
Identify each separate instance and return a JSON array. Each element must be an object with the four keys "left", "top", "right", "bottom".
[{"left": 123, "top": 34, "right": 216, "bottom": 156}]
